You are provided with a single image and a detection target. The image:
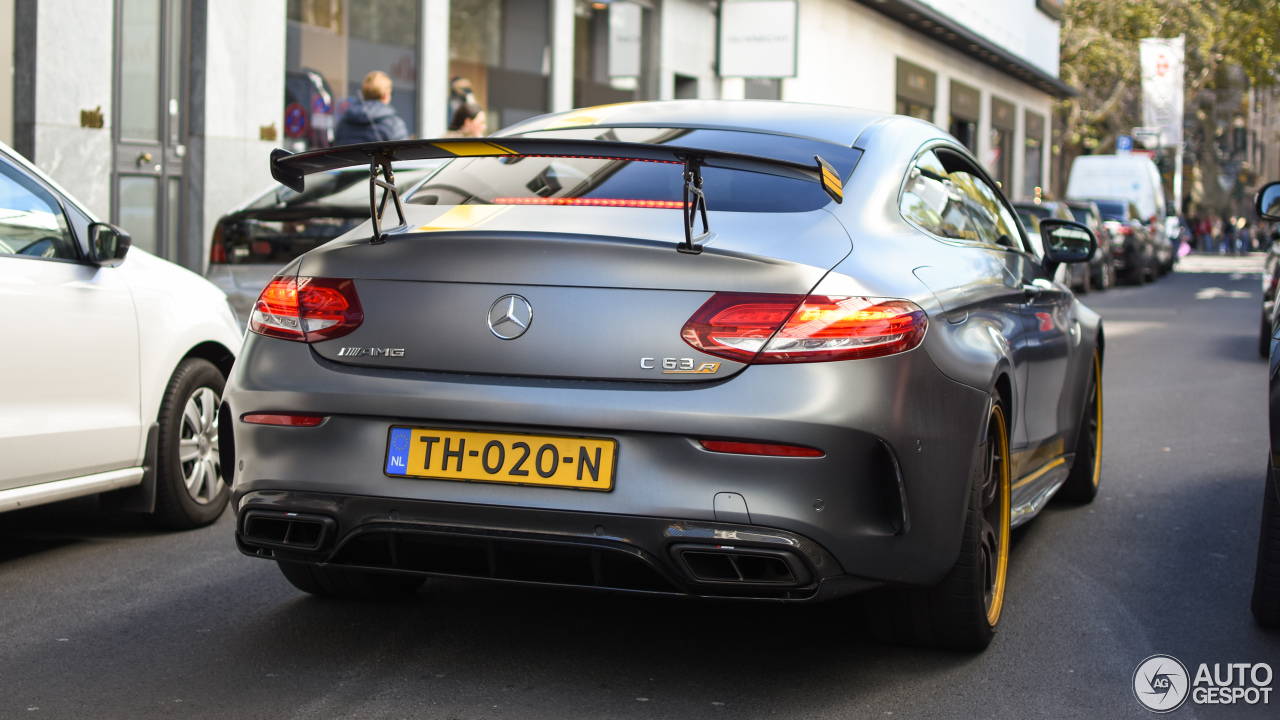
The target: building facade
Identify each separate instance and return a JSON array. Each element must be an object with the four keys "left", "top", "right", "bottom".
[{"left": 0, "top": 0, "right": 1070, "bottom": 274}]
